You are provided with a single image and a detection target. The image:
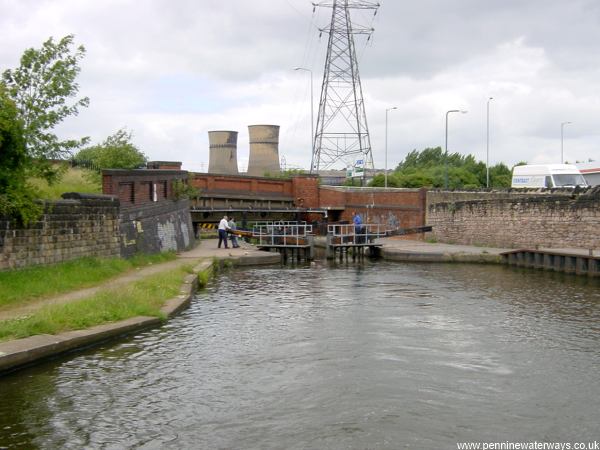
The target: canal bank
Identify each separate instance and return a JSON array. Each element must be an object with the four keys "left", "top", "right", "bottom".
[
  {"left": 313, "top": 235, "right": 510, "bottom": 263},
  {"left": 0, "top": 240, "right": 281, "bottom": 375},
  {"left": 380, "top": 238, "right": 508, "bottom": 263},
  {"left": 379, "top": 238, "right": 600, "bottom": 276},
  {"left": 1, "top": 237, "right": 597, "bottom": 375},
  {"left": 2, "top": 261, "right": 598, "bottom": 448}
]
